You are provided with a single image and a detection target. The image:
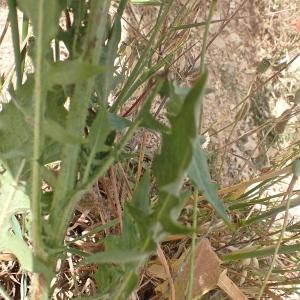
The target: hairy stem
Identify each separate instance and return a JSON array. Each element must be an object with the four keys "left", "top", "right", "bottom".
[
  {"left": 31, "top": 0, "right": 49, "bottom": 298},
  {"left": 49, "top": 0, "right": 111, "bottom": 246}
]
